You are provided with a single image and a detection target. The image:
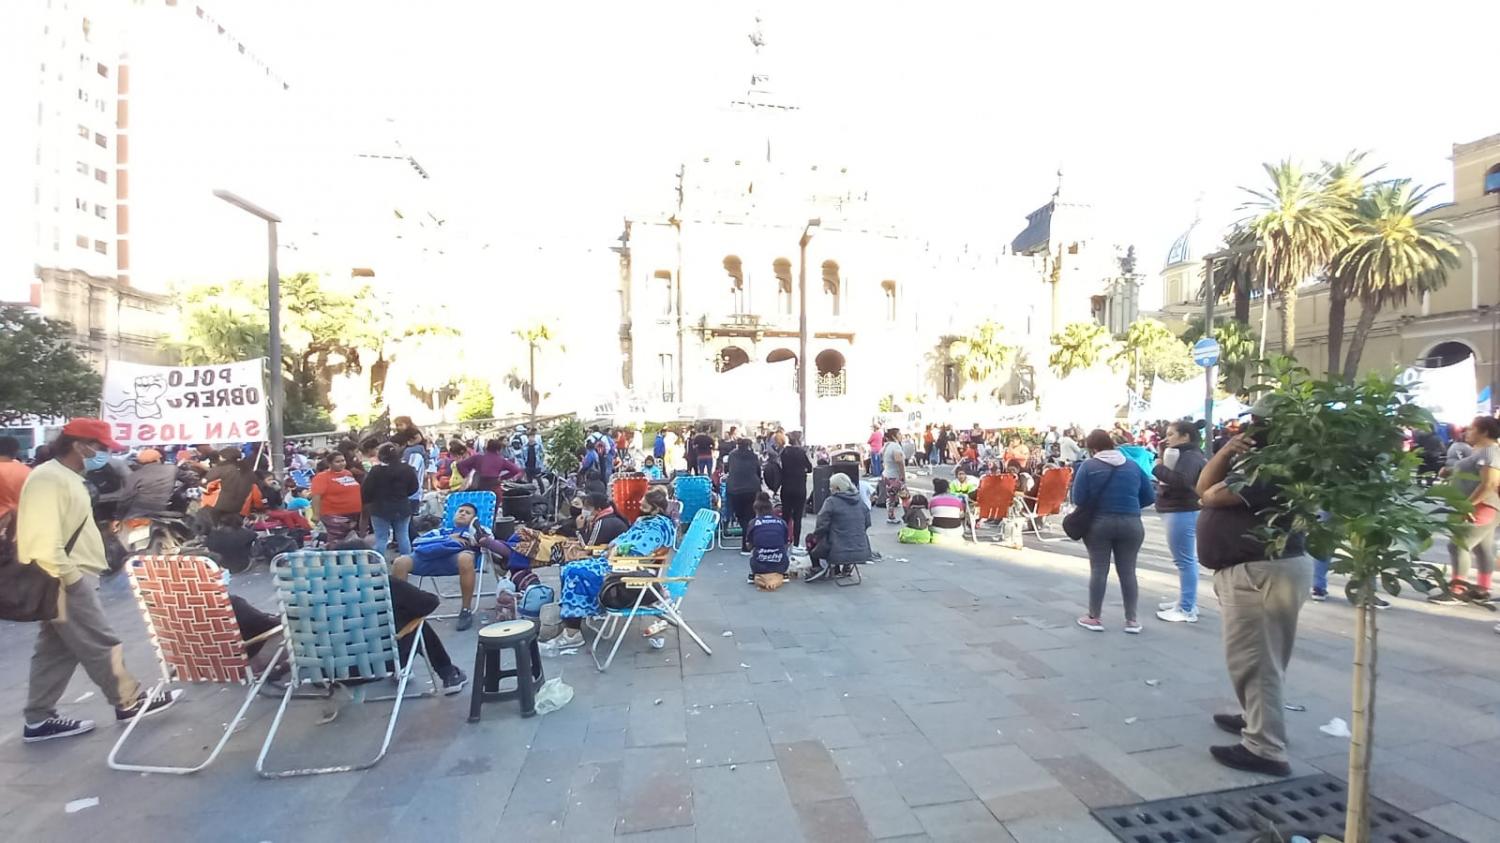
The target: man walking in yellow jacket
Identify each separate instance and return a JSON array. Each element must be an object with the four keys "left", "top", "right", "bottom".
[{"left": 18, "top": 419, "right": 178, "bottom": 743}]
